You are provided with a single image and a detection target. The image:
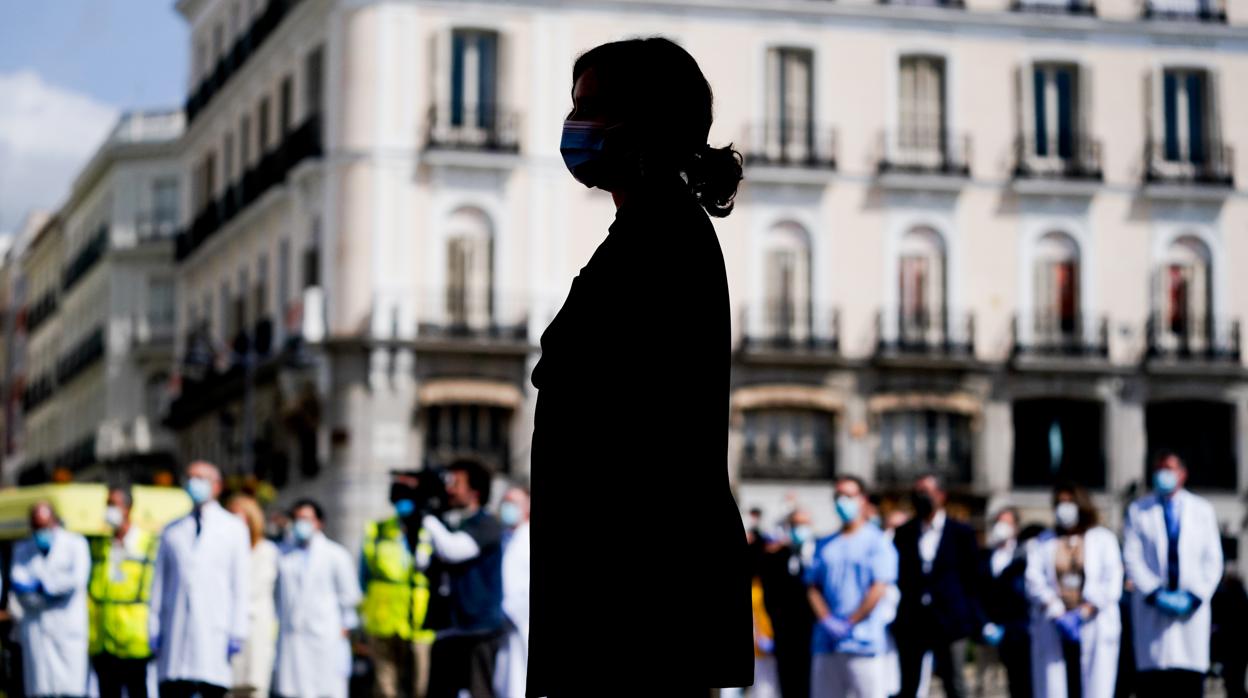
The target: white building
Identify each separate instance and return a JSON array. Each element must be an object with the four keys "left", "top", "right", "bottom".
[
  {"left": 6, "top": 111, "right": 184, "bottom": 485},
  {"left": 169, "top": 0, "right": 1248, "bottom": 552}
]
